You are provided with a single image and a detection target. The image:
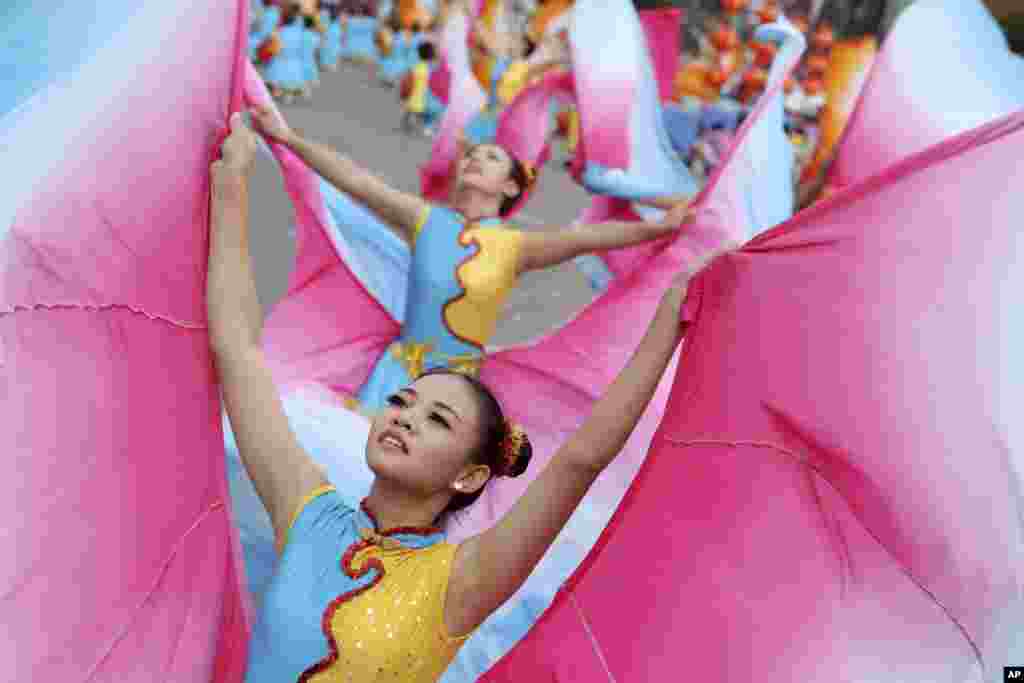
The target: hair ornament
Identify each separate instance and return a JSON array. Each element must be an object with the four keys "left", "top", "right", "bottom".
[
  {"left": 520, "top": 160, "right": 539, "bottom": 192},
  {"left": 500, "top": 420, "right": 527, "bottom": 475}
]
